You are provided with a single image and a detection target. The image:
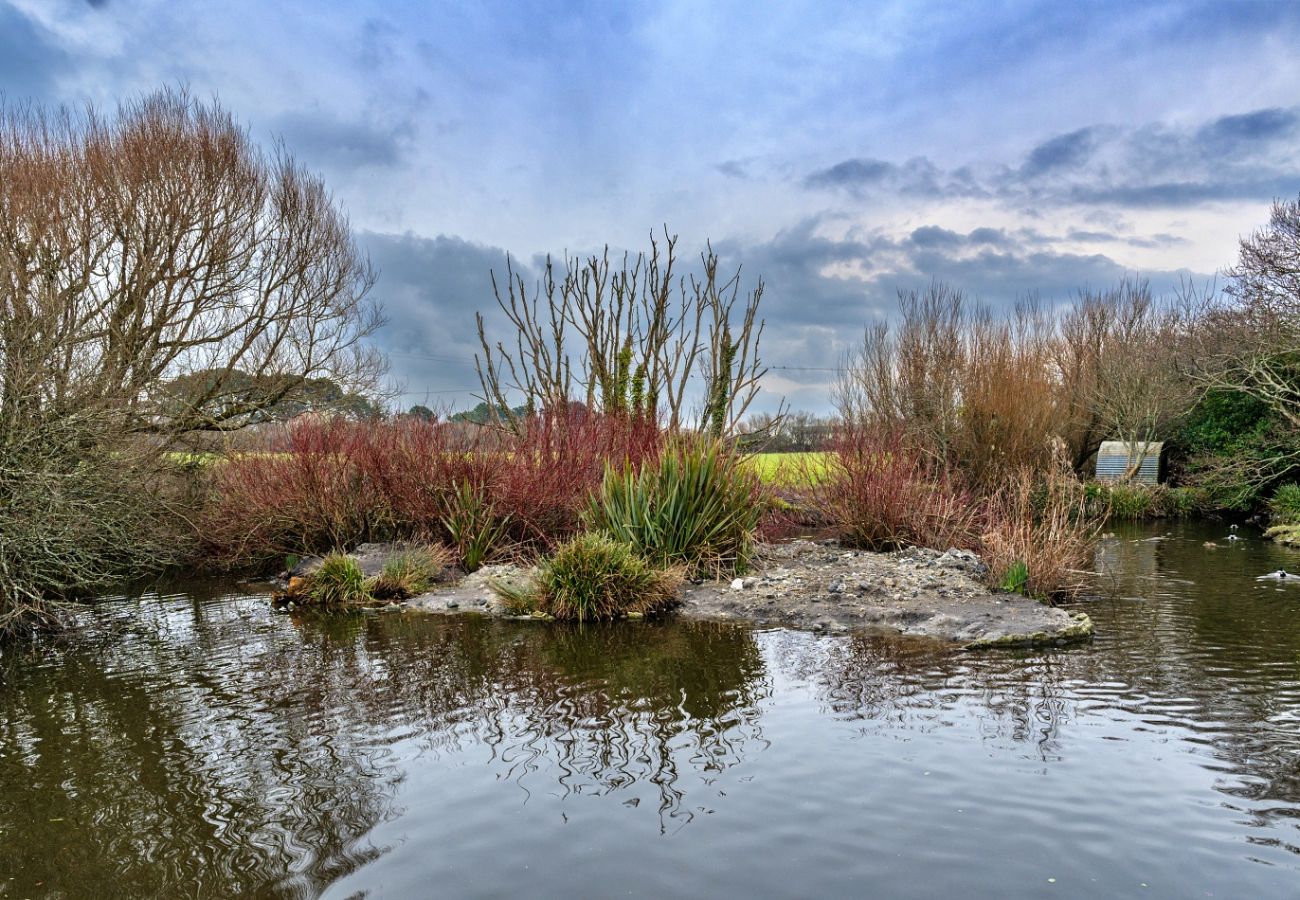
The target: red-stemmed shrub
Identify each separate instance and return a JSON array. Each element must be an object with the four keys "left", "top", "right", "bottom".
[
  {"left": 812, "top": 424, "right": 984, "bottom": 552},
  {"left": 496, "top": 409, "right": 662, "bottom": 551},
  {"left": 200, "top": 410, "right": 663, "bottom": 570}
]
